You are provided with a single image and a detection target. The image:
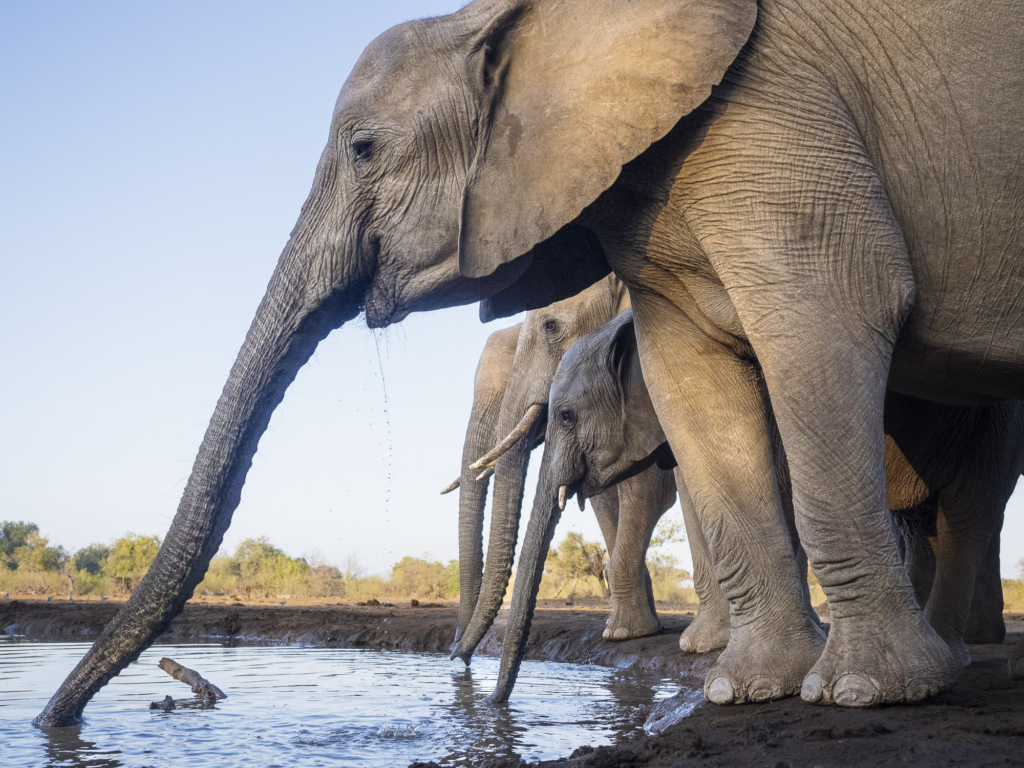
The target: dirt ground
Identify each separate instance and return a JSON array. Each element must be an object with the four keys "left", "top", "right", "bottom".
[{"left": 3, "top": 599, "right": 1022, "bottom": 766}]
